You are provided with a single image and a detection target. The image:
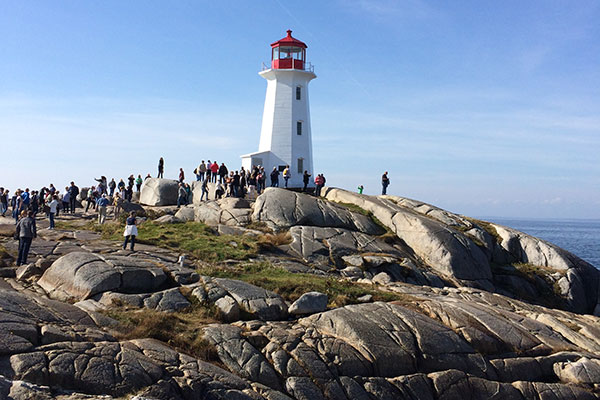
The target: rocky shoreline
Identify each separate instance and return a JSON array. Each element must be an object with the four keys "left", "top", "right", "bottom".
[{"left": 0, "top": 182, "right": 598, "bottom": 399}]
